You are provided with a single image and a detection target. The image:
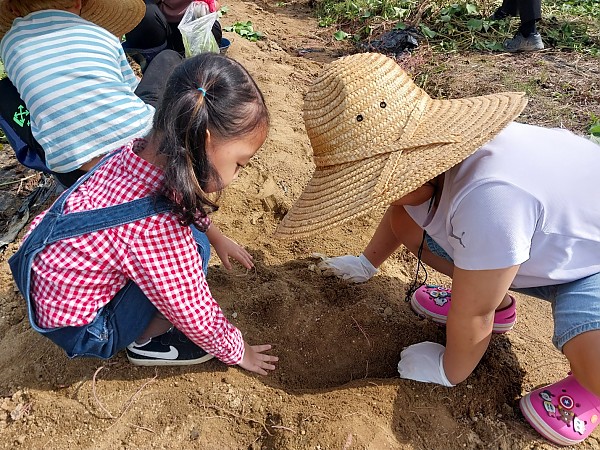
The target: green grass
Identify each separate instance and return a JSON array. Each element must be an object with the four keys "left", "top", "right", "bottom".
[{"left": 314, "top": 0, "right": 600, "bottom": 54}]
